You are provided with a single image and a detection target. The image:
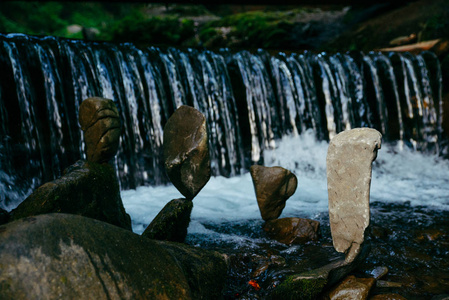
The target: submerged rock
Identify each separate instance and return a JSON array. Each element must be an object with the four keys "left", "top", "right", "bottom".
[
  {"left": 158, "top": 241, "right": 228, "bottom": 299},
  {"left": 327, "top": 128, "right": 382, "bottom": 262},
  {"left": 327, "top": 275, "right": 376, "bottom": 300},
  {"left": 79, "top": 97, "right": 121, "bottom": 164},
  {"left": 263, "top": 217, "right": 320, "bottom": 245},
  {"left": 10, "top": 160, "right": 131, "bottom": 230},
  {"left": 250, "top": 165, "right": 298, "bottom": 221},
  {"left": 142, "top": 198, "right": 193, "bottom": 243},
  {"left": 163, "top": 105, "right": 211, "bottom": 200},
  {"left": 0, "top": 213, "right": 227, "bottom": 299},
  {"left": 0, "top": 207, "right": 9, "bottom": 225},
  {"left": 270, "top": 243, "right": 371, "bottom": 299},
  {"left": 370, "top": 294, "right": 408, "bottom": 300}
]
